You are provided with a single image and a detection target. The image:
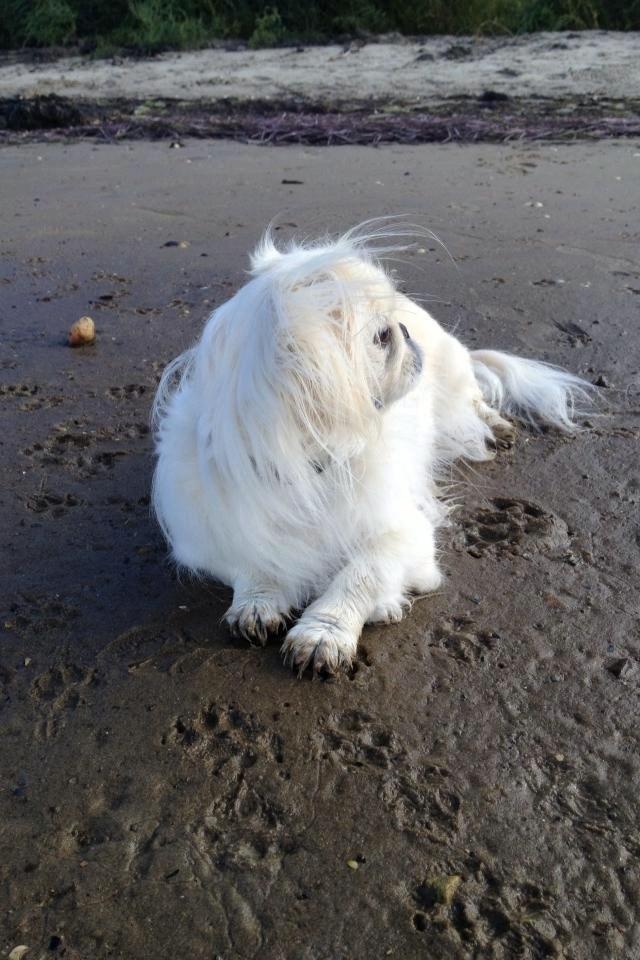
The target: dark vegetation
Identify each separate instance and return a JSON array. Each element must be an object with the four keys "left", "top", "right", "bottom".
[
  {"left": 1, "top": 0, "right": 639, "bottom": 55},
  {"left": 4, "top": 92, "right": 640, "bottom": 144}
]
